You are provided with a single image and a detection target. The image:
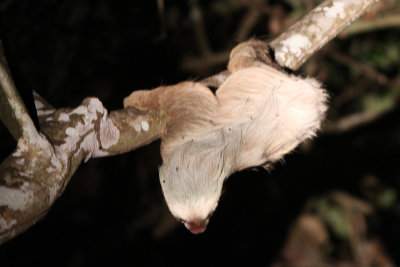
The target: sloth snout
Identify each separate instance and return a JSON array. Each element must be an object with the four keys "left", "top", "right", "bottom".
[{"left": 184, "top": 219, "right": 208, "bottom": 234}]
